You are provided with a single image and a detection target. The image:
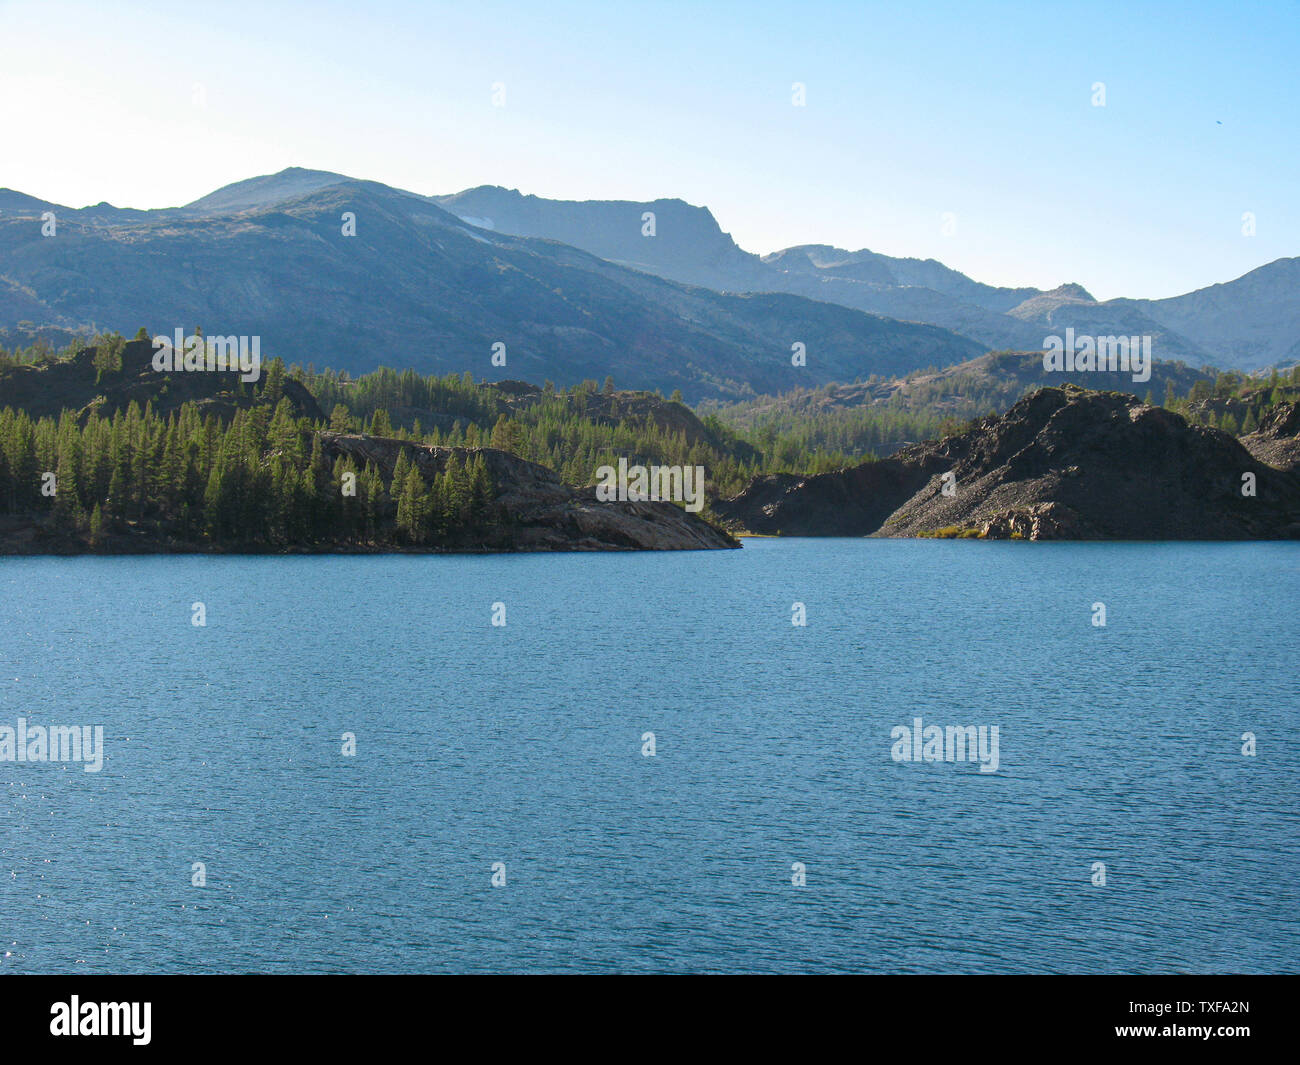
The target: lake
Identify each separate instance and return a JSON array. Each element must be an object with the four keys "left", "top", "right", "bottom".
[{"left": 2, "top": 539, "right": 1298, "bottom": 973}]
